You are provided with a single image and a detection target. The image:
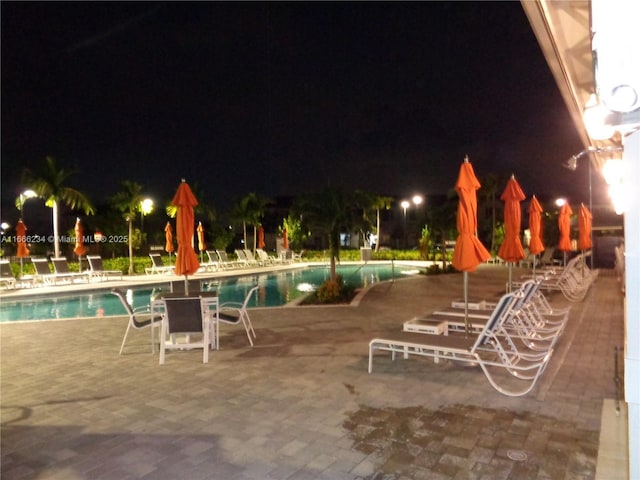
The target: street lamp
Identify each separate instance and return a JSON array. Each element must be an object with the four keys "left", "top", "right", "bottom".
[
  {"left": 564, "top": 146, "right": 623, "bottom": 269},
  {"left": 17, "top": 189, "right": 37, "bottom": 219},
  {"left": 401, "top": 200, "right": 410, "bottom": 248},
  {"left": 94, "top": 231, "right": 103, "bottom": 256},
  {"left": 140, "top": 198, "right": 154, "bottom": 235}
]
